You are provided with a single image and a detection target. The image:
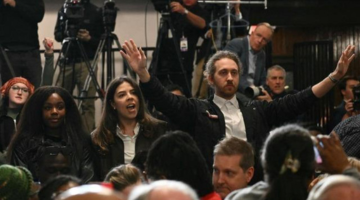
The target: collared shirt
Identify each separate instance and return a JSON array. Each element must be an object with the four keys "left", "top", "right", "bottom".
[
  {"left": 116, "top": 123, "right": 140, "bottom": 164},
  {"left": 247, "top": 36, "right": 258, "bottom": 85},
  {"left": 213, "top": 94, "right": 247, "bottom": 140}
]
